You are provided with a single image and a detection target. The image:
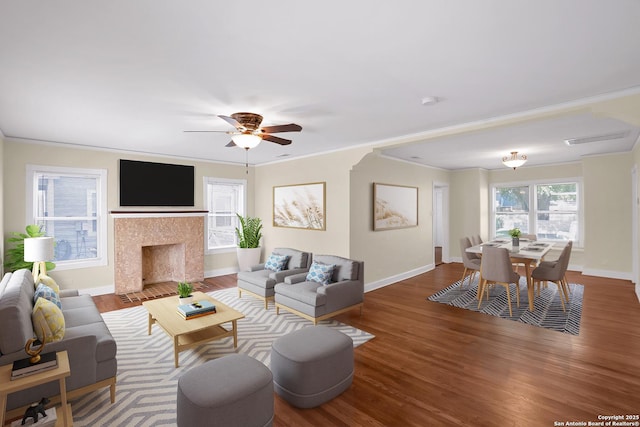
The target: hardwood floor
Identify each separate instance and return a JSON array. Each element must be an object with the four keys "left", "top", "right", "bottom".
[{"left": 93, "top": 264, "right": 640, "bottom": 427}]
